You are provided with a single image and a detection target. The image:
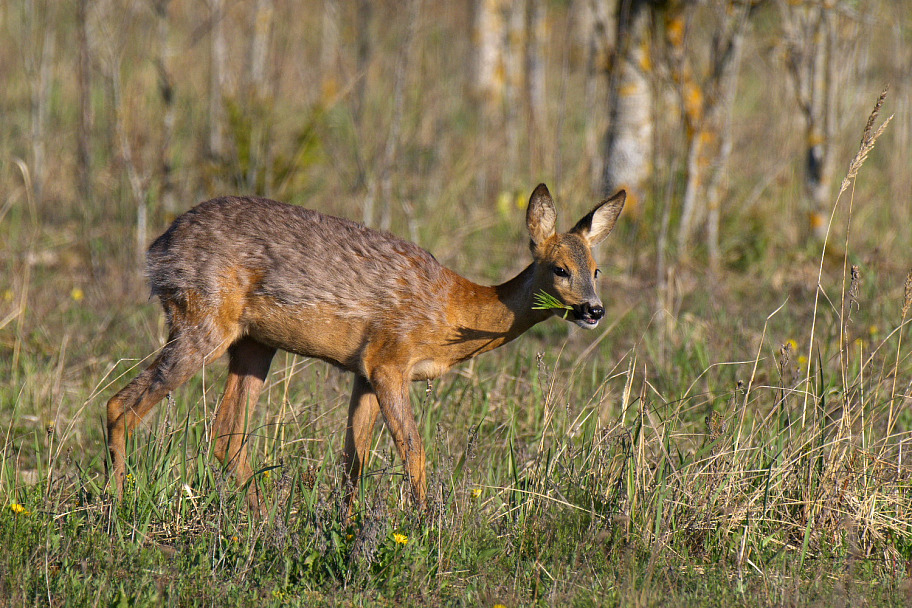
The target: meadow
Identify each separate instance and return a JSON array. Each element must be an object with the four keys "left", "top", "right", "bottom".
[{"left": 1, "top": 1, "right": 911, "bottom": 605}]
